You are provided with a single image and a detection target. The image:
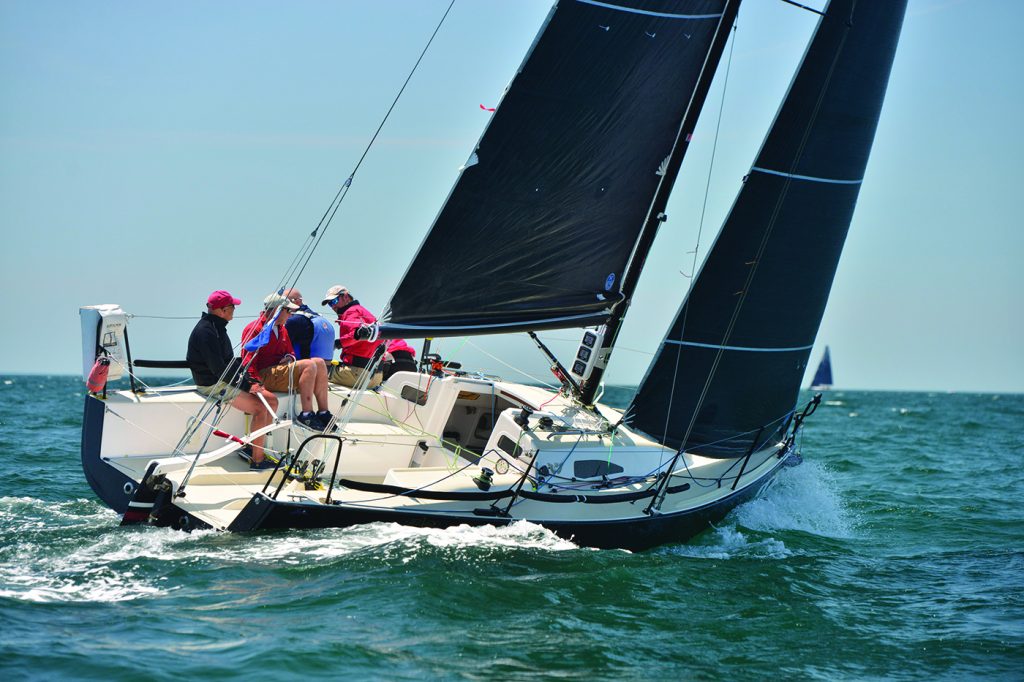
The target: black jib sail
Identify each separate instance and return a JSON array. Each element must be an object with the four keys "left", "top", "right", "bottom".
[
  {"left": 629, "top": 0, "right": 907, "bottom": 456},
  {"left": 381, "top": 0, "right": 734, "bottom": 339}
]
